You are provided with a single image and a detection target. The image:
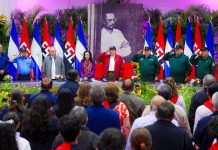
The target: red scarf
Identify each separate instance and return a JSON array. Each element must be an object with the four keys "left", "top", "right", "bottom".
[
  {"left": 203, "top": 99, "right": 214, "bottom": 112},
  {"left": 84, "top": 61, "right": 92, "bottom": 77},
  {"left": 170, "top": 95, "right": 179, "bottom": 104}
]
